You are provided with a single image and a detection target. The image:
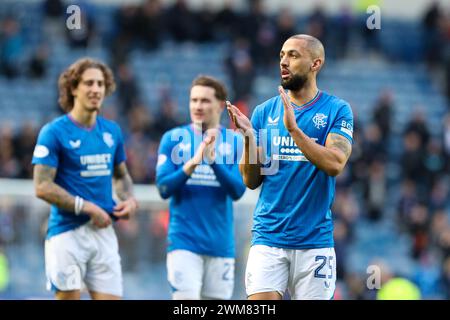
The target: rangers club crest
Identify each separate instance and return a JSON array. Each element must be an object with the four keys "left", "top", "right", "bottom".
[
  {"left": 103, "top": 132, "right": 114, "bottom": 148},
  {"left": 312, "top": 113, "right": 328, "bottom": 129}
]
